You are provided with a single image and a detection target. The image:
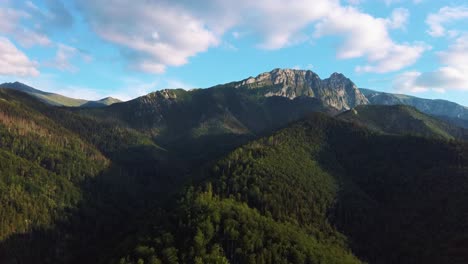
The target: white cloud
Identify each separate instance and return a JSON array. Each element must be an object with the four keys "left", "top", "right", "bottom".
[
  {"left": 0, "top": 36, "right": 39, "bottom": 77},
  {"left": 383, "top": 0, "right": 422, "bottom": 6},
  {"left": 0, "top": 0, "right": 75, "bottom": 47},
  {"left": 77, "top": 0, "right": 423, "bottom": 74},
  {"left": 0, "top": 7, "right": 27, "bottom": 32},
  {"left": 315, "top": 6, "right": 427, "bottom": 73},
  {"left": 394, "top": 34, "right": 468, "bottom": 93},
  {"left": 0, "top": 6, "right": 51, "bottom": 47},
  {"left": 49, "top": 44, "right": 79, "bottom": 72},
  {"left": 43, "top": 44, "right": 93, "bottom": 72},
  {"left": 77, "top": 0, "right": 219, "bottom": 73},
  {"left": 24, "top": 0, "right": 74, "bottom": 33},
  {"left": 14, "top": 29, "right": 51, "bottom": 47},
  {"left": 386, "top": 8, "right": 409, "bottom": 29},
  {"left": 242, "top": 0, "right": 339, "bottom": 50},
  {"left": 78, "top": 0, "right": 332, "bottom": 71},
  {"left": 393, "top": 71, "right": 428, "bottom": 92},
  {"left": 426, "top": 6, "right": 468, "bottom": 37},
  {"left": 347, "top": 0, "right": 364, "bottom": 5}
]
